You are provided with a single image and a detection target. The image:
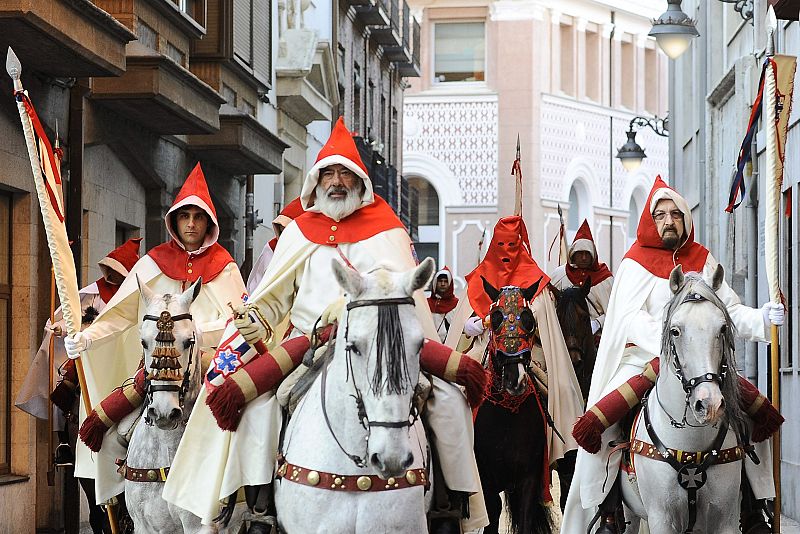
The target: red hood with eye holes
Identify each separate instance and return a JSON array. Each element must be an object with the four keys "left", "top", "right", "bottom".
[{"left": 465, "top": 215, "right": 549, "bottom": 317}]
